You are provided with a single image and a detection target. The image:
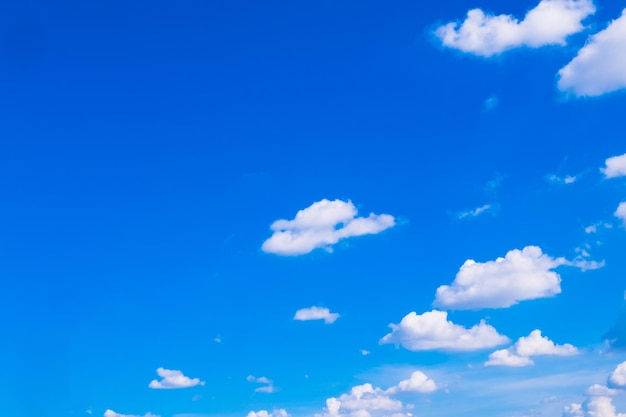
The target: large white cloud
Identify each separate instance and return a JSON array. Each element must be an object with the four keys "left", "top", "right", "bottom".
[
  {"left": 433, "top": 246, "right": 600, "bottom": 310},
  {"left": 294, "top": 306, "right": 340, "bottom": 324},
  {"left": 602, "top": 154, "right": 626, "bottom": 178},
  {"left": 558, "top": 9, "right": 626, "bottom": 97},
  {"left": 380, "top": 310, "right": 509, "bottom": 351},
  {"left": 434, "top": 0, "right": 595, "bottom": 57},
  {"left": 609, "top": 361, "right": 626, "bottom": 388},
  {"left": 148, "top": 368, "right": 205, "bottom": 389},
  {"left": 104, "top": 411, "right": 159, "bottom": 417},
  {"left": 485, "top": 329, "right": 578, "bottom": 367},
  {"left": 563, "top": 361, "right": 626, "bottom": 417},
  {"left": 261, "top": 199, "right": 395, "bottom": 255},
  {"left": 615, "top": 203, "right": 626, "bottom": 226}
]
